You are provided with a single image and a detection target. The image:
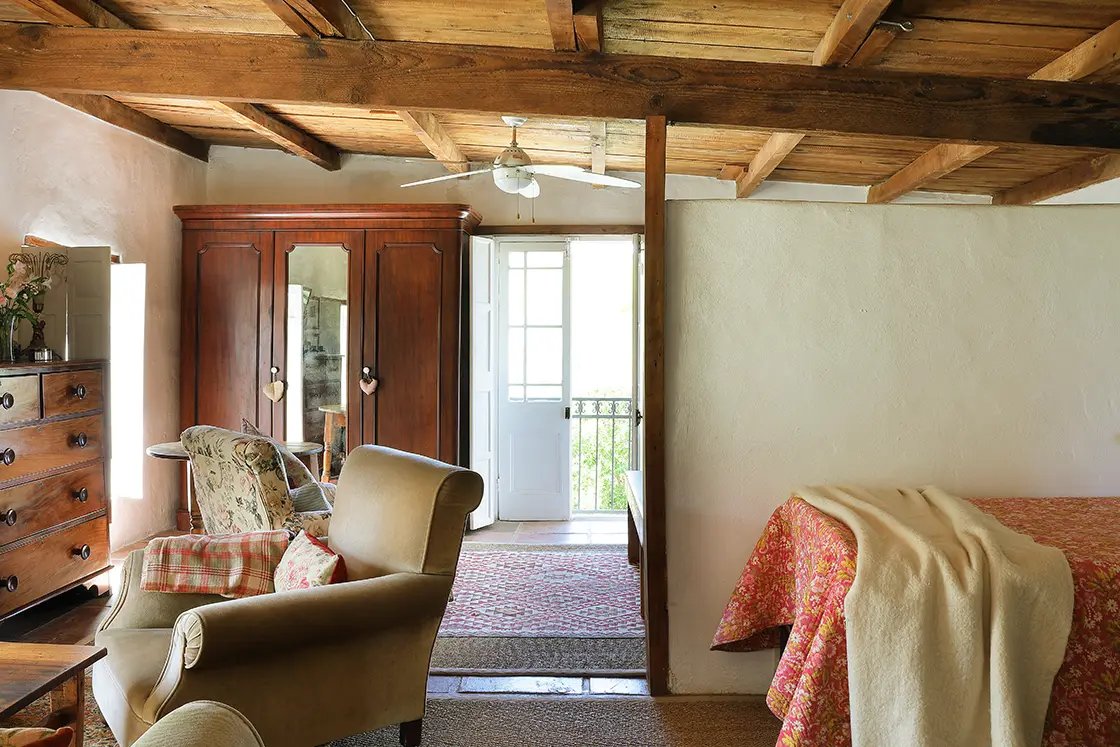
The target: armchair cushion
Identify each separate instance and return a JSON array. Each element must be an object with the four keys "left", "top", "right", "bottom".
[
  {"left": 274, "top": 531, "right": 346, "bottom": 591},
  {"left": 240, "top": 419, "right": 317, "bottom": 491},
  {"left": 140, "top": 531, "right": 291, "bottom": 597}
]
